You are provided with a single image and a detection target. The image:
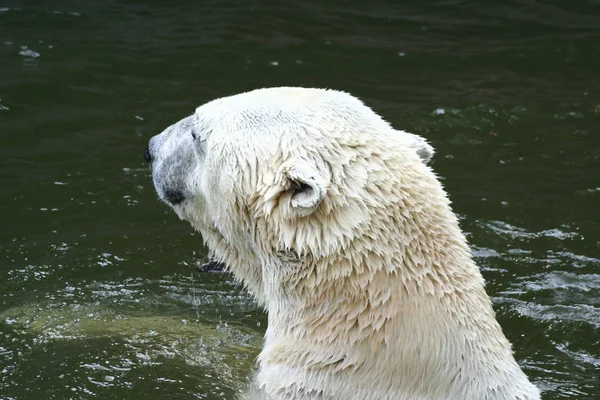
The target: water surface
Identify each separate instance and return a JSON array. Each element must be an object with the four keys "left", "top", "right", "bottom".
[{"left": 1, "top": 1, "right": 599, "bottom": 399}]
